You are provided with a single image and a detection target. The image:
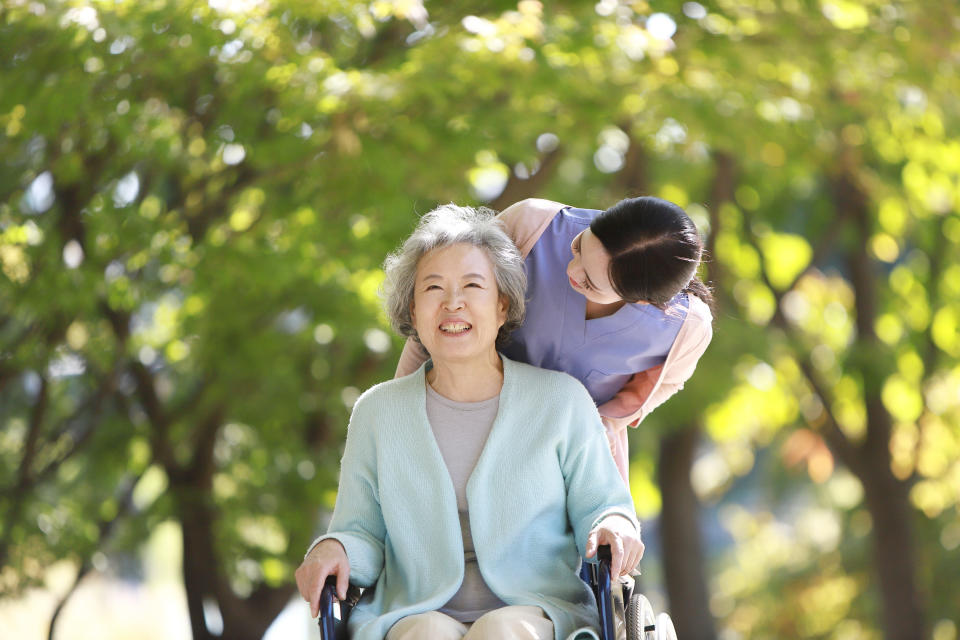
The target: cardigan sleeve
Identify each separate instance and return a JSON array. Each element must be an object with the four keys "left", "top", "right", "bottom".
[
  {"left": 597, "top": 297, "right": 714, "bottom": 429},
  {"left": 558, "top": 379, "right": 639, "bottom": 560},
  {"left": 310, "top": 396, "right": 386, "bottom": 587}
]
